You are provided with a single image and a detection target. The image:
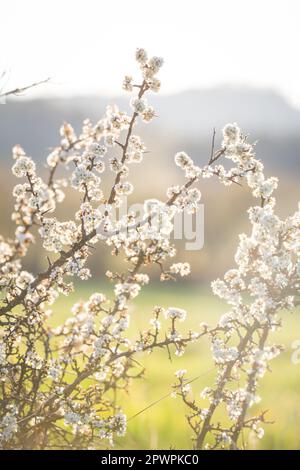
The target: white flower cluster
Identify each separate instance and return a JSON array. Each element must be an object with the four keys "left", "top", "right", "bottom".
[
  {"left": 165, "top": 307, "right": 187, "bottom": 322},
  {"left": 0, "top": 410, "right": 18, "bottom": 444},
  {"left": 211, "top": 339, "right": 238, "bottom": 364},
  {"left": 12, "top": 155, "right": 36, "bottom": 178},
  {"left": 170, "top": 262, "right": 191, "bottom": 277},
  {"left": 124, "top": 48, "right": 163, "bottom": 124},
  {"left": 39, "top": 218, "right": 79, "bottom": 253}
]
